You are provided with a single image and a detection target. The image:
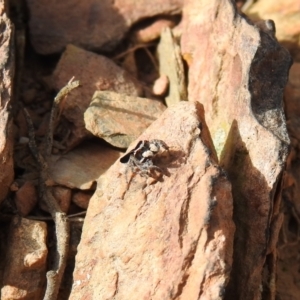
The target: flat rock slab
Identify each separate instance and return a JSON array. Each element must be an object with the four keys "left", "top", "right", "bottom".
[
  {"left": 26, "top": 0, "right": 183, "bottom": 54},
  {"left": 70, "top": 101, "right": 235, "bottom": 300},
  {"left": 85, "top": 91, "right": 166, "bottom": 148},
  {"left": 49, "top": 141, "right": 122, "bottom": 190},
  {"left": 1, "top": 217, "right": 48, "bottom": 300},
  {"left": 52, "top": 45, "right": 143, "bottom": 148},
  {"left": 0, "top": 5, "right": 14, "bottom": 203},
  {"left": 181, "top": 0, "right": 291, "bottom": 299}
]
